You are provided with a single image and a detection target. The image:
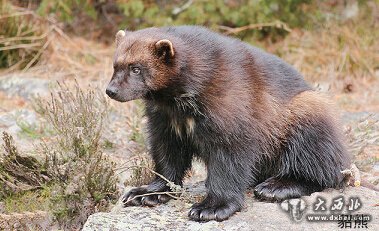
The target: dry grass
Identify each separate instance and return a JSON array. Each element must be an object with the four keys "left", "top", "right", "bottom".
[
  {"left": 34, "top": 33, "right": 113, "bottom": 81},
  {"left": 266, "top": 6, "right": 379, "bottom": 112},
  {"left": 0, "top": 1, "right": 50, "bottom": 71},
  {"left": 0, "top": 0, "right": 114, "bottom": 84},
  {"left": 123, "top": 152, "right": 155, "bottom": 187},
  {"left": 267, "top": 1, "right": 379, "bottom": 92},
  {"left": 274, "top": 23, "right": 378, "bottom": 83}
]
